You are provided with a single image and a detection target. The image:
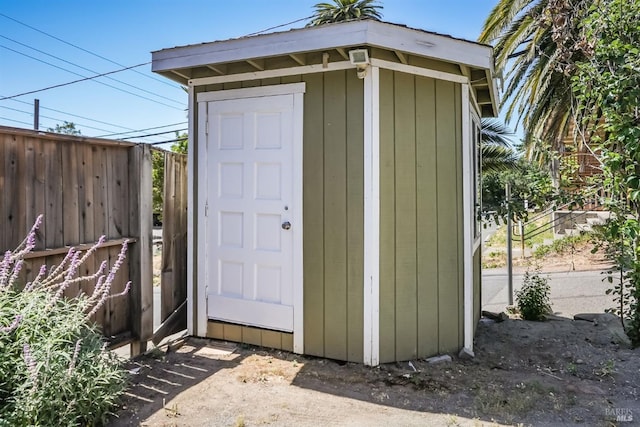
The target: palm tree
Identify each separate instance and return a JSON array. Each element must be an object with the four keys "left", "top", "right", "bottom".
[
  {"left": 481, "top": 119, "right": 519, "bottom": 173},
  {"left": 307, "top": 0, "right": 383, "bottom": 27},
  {"left": 478, "top": 0, "right": 588, "bottom": 160}
]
